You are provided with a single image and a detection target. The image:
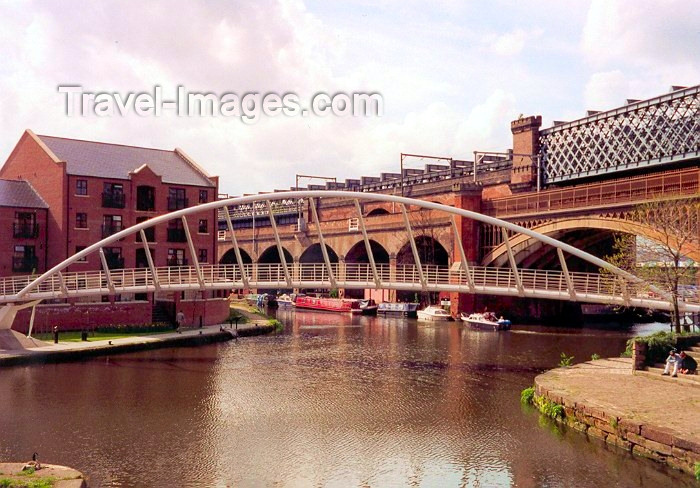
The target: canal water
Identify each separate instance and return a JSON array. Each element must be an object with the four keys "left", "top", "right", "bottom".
[{"left": 0, "top": 312, "right": 693, "bottom": 487}]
